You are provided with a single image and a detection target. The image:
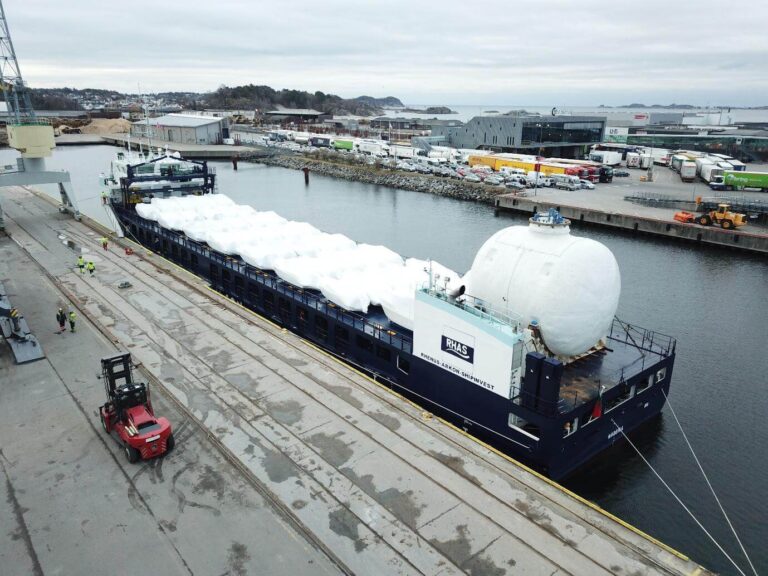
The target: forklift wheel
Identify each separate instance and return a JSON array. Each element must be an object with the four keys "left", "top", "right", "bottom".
[
  {"left": 125, "top": 443, "right": 140, "bottom": 463},
  {"left": 166, "top": 433, "right": 175, "bottom": 453},
  {"left": 721, "top": 219, "right": 733, "bottom": 230}
]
